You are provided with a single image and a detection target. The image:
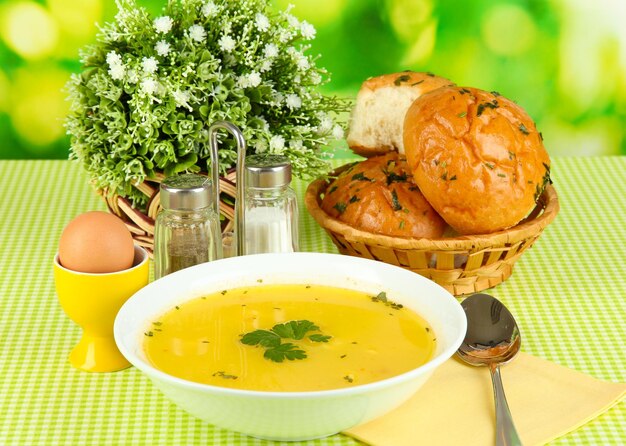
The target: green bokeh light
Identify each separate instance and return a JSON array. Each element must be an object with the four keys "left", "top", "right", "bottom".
[{"left": 0, "top": 0, "right": 624, "bottom": 159}]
